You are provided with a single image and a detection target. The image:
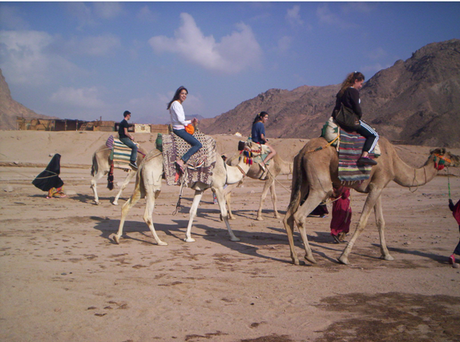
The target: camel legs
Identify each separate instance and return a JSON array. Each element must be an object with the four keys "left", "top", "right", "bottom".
[
  {"left": 90, "top": 171, "right": 106, "bottom": 205},
  {"left": 215, "top": 187, "right": 240, "bottom": 242},
  {"left": 114, "top": 182, "right": 166, "bottom": 246},
  {"left": 338, "top": 189, "right": 382, "bottom": 265},
  {"left": 283, "top": 189, "right": 326, "bottom": 265},
  {"left": 184, "top": 190, "right": 204, "bottom": 242},
  {"left": 113, "top": 184, "right": 142, "bottom": 244},
  {"left": 185, "top": 188, "right": 240, "bottom": 242},
  {"left": 256, "top": 178, "right": 279, "bottom": 221},
  {"left": 223, "top": 183, "right": 239, "bottom": 220},
  {"left": 375, "top": 195, "right": 393, "bottom": 261},
  {"left": 112, "top": 170, "right": 135, "bottom": 205}
]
